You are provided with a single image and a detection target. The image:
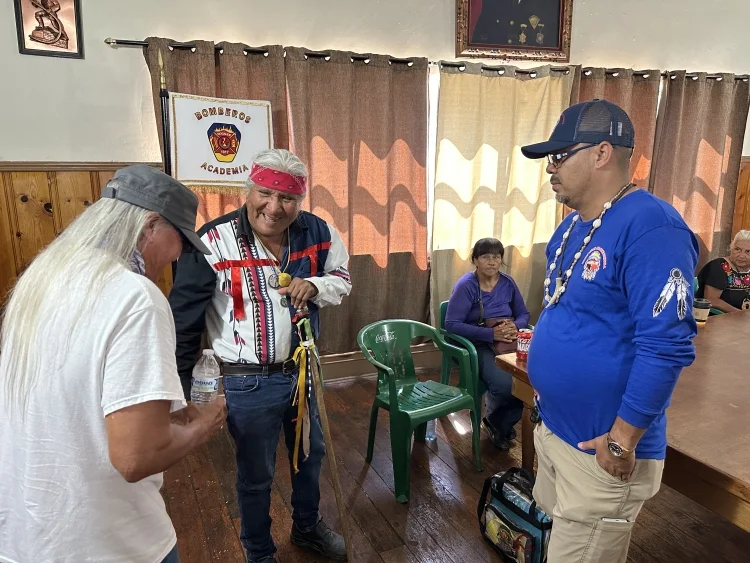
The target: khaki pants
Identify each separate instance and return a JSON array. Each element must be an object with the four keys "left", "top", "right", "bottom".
[{"left": 533, "top": 422, "right": 663, "bottom": 563}]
